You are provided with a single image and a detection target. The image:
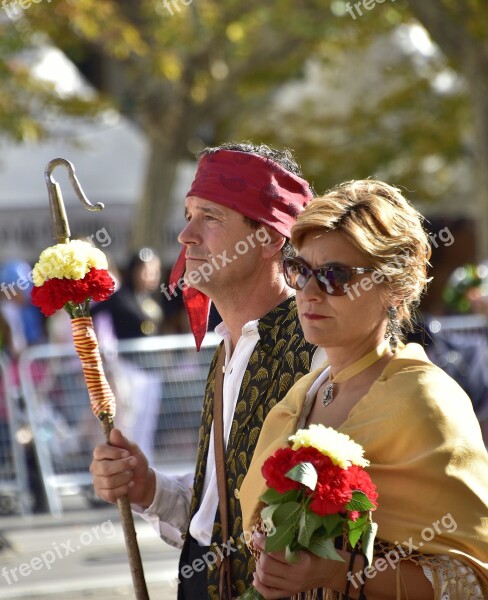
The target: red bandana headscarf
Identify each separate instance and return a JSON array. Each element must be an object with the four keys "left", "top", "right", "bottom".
[{"left": 169, "top": 150, "right": 313, "bottom": 350}]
